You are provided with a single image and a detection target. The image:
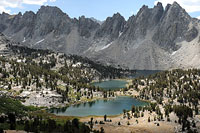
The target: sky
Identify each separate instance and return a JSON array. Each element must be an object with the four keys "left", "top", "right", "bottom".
[{"left": 0, "top": 0, "right": 200, "bottom": 21}]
